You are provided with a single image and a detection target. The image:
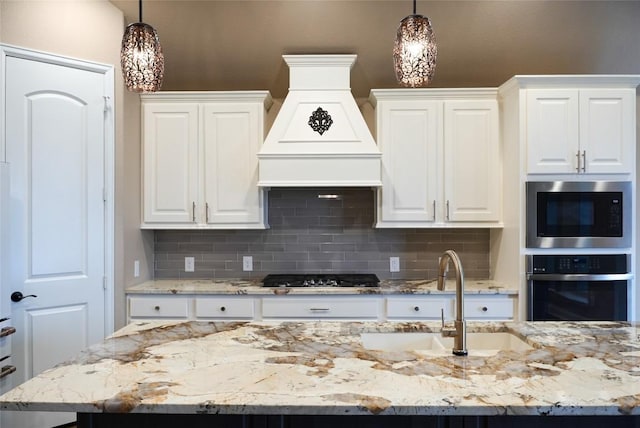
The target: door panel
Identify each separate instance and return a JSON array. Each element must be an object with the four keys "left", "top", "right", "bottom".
[
  {"left": 4, "top": 52, "right": 109, "bottom": 428},
  {"left": 30, "top": 93, "right": 87, "bottom": 277},
  {"left": 28, "top": 305, "right": 88, "bottom": 375}
]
